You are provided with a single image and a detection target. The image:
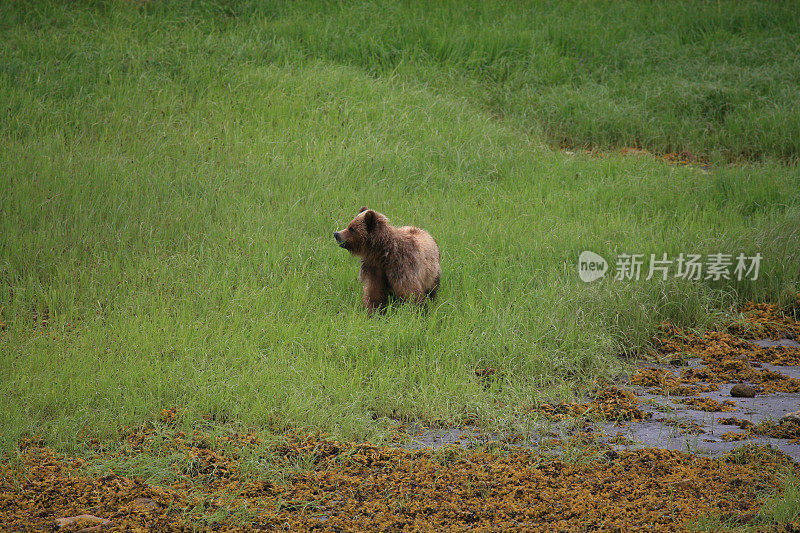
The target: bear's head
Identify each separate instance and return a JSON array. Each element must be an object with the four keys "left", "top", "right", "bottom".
[{"left": 333, "top": 207, "right": 387, "bottom": 256}]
